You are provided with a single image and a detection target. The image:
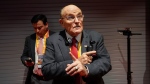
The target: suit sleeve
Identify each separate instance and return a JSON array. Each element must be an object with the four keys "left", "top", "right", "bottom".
[
  {"left": 83, "top": 32, "right": 112, "bottom": 82},
  {"left": 42, "top": 37, "right": 73, "bottom": 80},
  {"left": 20, "top": 37, "right": 30, "bottom": 67}
]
